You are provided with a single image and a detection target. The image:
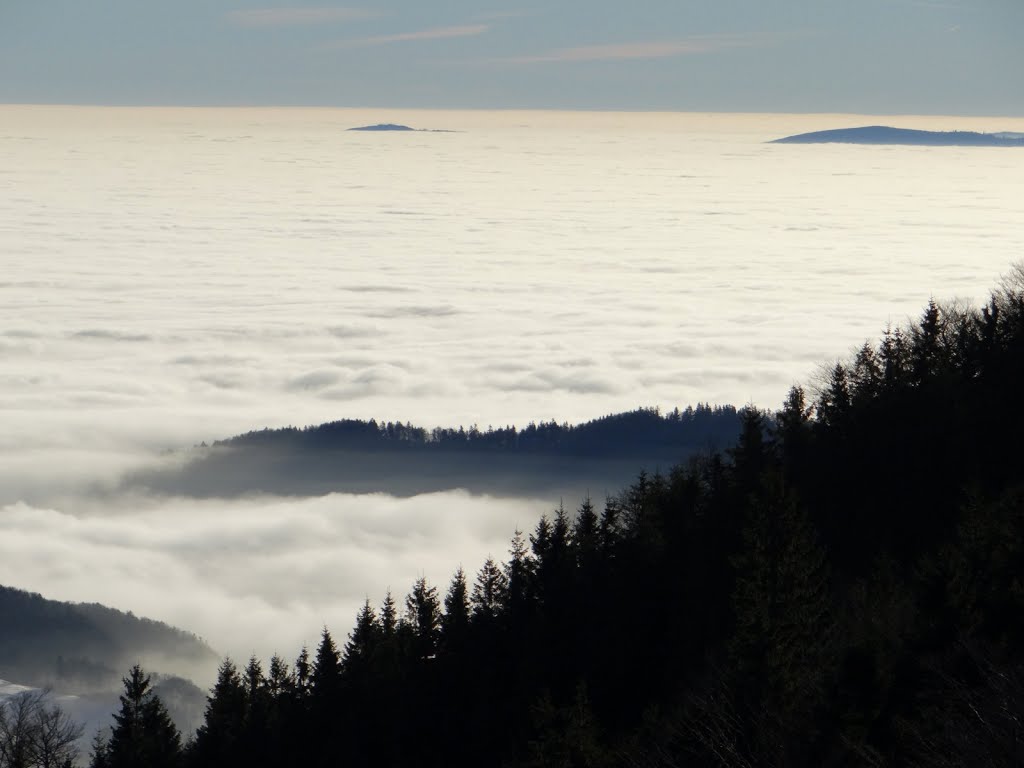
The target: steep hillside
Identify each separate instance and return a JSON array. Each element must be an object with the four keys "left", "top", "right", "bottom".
[{"left": 0, "top": 585, "right": 218, "bottom": 692}]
